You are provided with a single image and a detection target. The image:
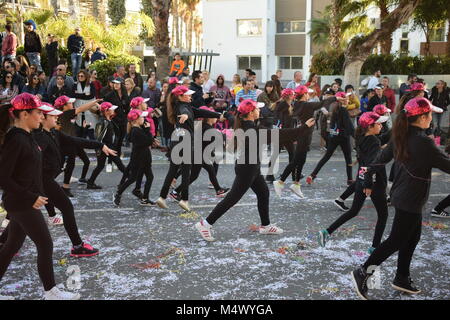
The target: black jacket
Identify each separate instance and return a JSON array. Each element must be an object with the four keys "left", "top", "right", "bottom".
[
  {"left": 72, "top": 82, "right": 96, "bottom": 100},
  {"left": 356, "top": 135, "right": 386, "bottom": 189},
  {"left": 366, "top": 126, "right": 450, "bottom": 214},
  {"left": 33, "top": 128, "right": 103, "bottom": 179},
  {"left": 104, "top": 90, "right": 129, "bottom": 124},
  {"left": 47, "top": 85, "right": 74, "bottom": 104},
  {"left": 129, "top": 126, "right": 154, "bottom": 167},
  {"left": 367, "top": 95, "right": 387, "bottom": 112},
  {"left": 190, "top": 81, "right": 213, "bottom": 108},
  {"left": 275, "top": 100, "right": 294, "bottom": 129},
  {"left": 67, "top": 34, "right": 85, "bottom": 54},
  {"left": 329, "top": 105, "right": 355, "bottom": 138},
  {"left": 24, "top": 31, "right": 42, "bottom": 53},
  {"left": 0, "top": 127, "right": 44, "bottom": 211},
  {"left": 45, "top": 41, "right": 58, "bottom": 62},
  {"left": 430, "top": 87, "right": 450, "bottom": 111},
  {"left": 97, "top": 117, "right": 120, "bottom": 148}
]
